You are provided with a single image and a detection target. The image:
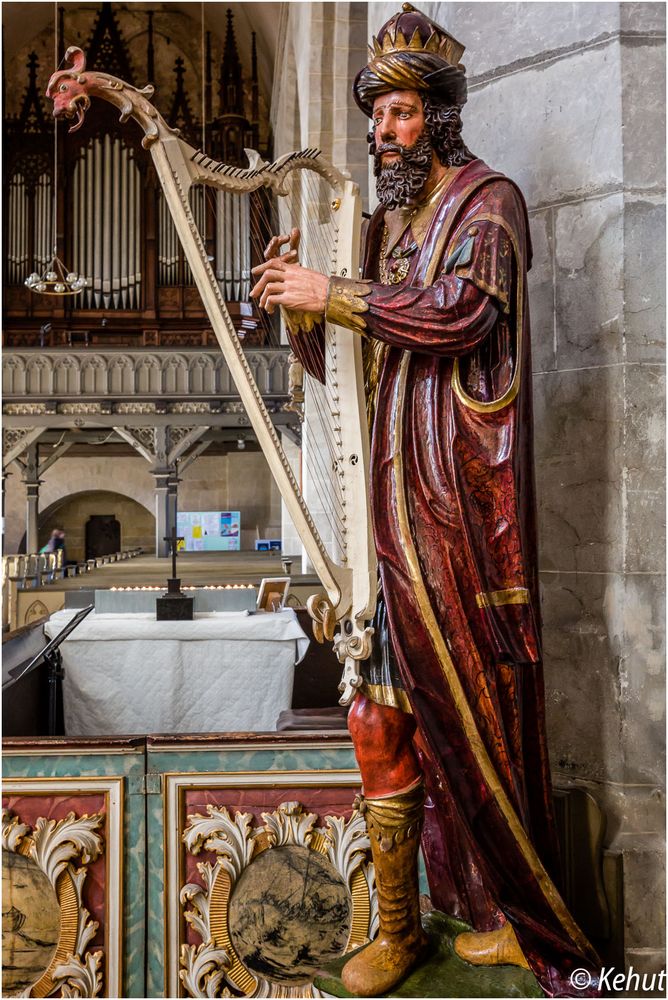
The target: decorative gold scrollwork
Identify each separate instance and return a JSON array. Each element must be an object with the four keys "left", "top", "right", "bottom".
[
  {"left": 2, "top": 808, "right": 105, "bottom": 998},
  {"left": 306, "top": 592, "right": 337, "bottom": 643}
]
